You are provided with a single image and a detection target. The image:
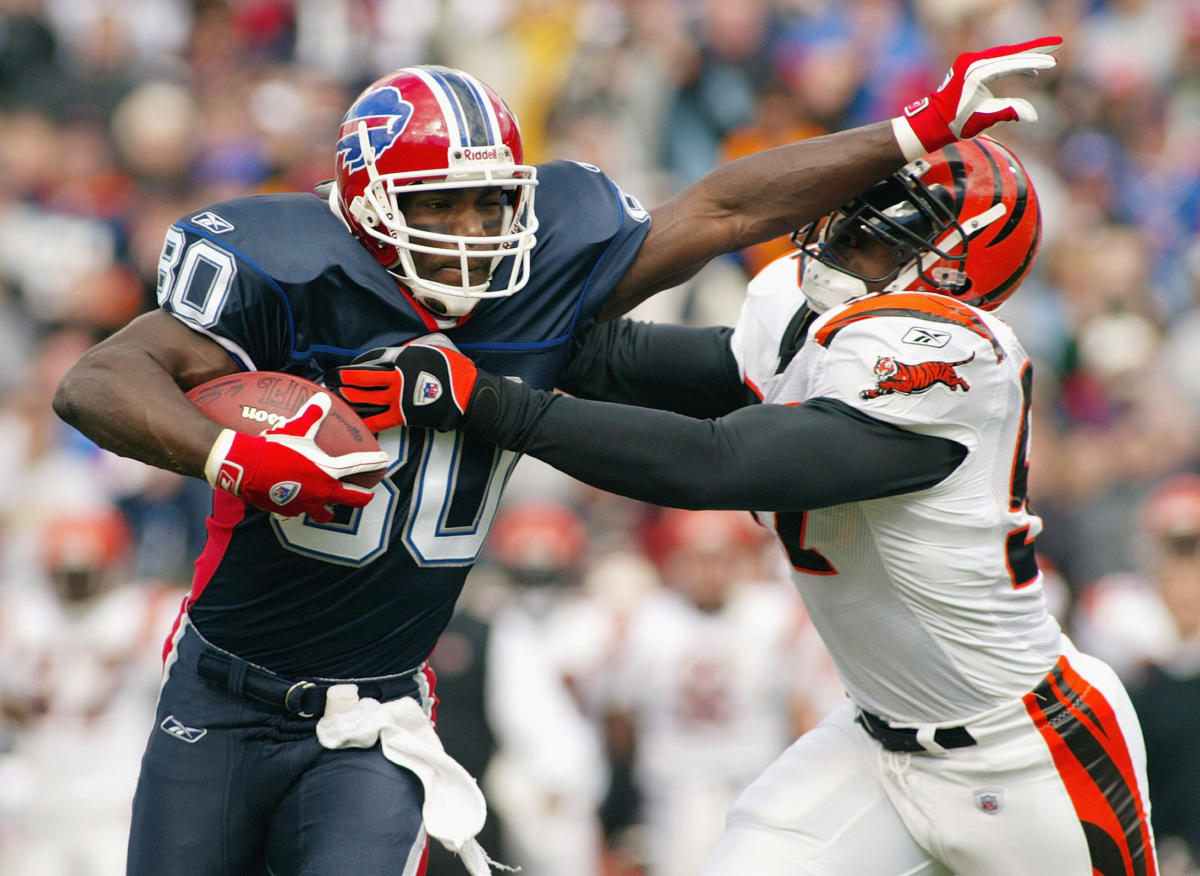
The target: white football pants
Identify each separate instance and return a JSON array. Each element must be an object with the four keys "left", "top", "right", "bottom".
[{"left": 700, "top": 648, "right": 1157, "bottom": 875}]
